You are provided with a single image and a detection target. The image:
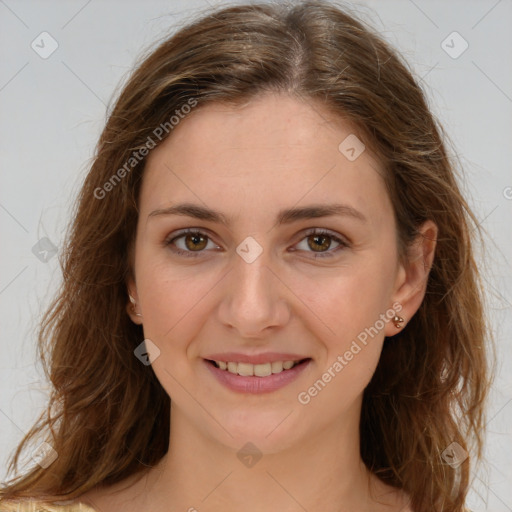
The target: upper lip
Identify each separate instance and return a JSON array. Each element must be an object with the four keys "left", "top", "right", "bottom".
[{"left": 204, "top": 352, "right": 310, "bottom": 364}]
